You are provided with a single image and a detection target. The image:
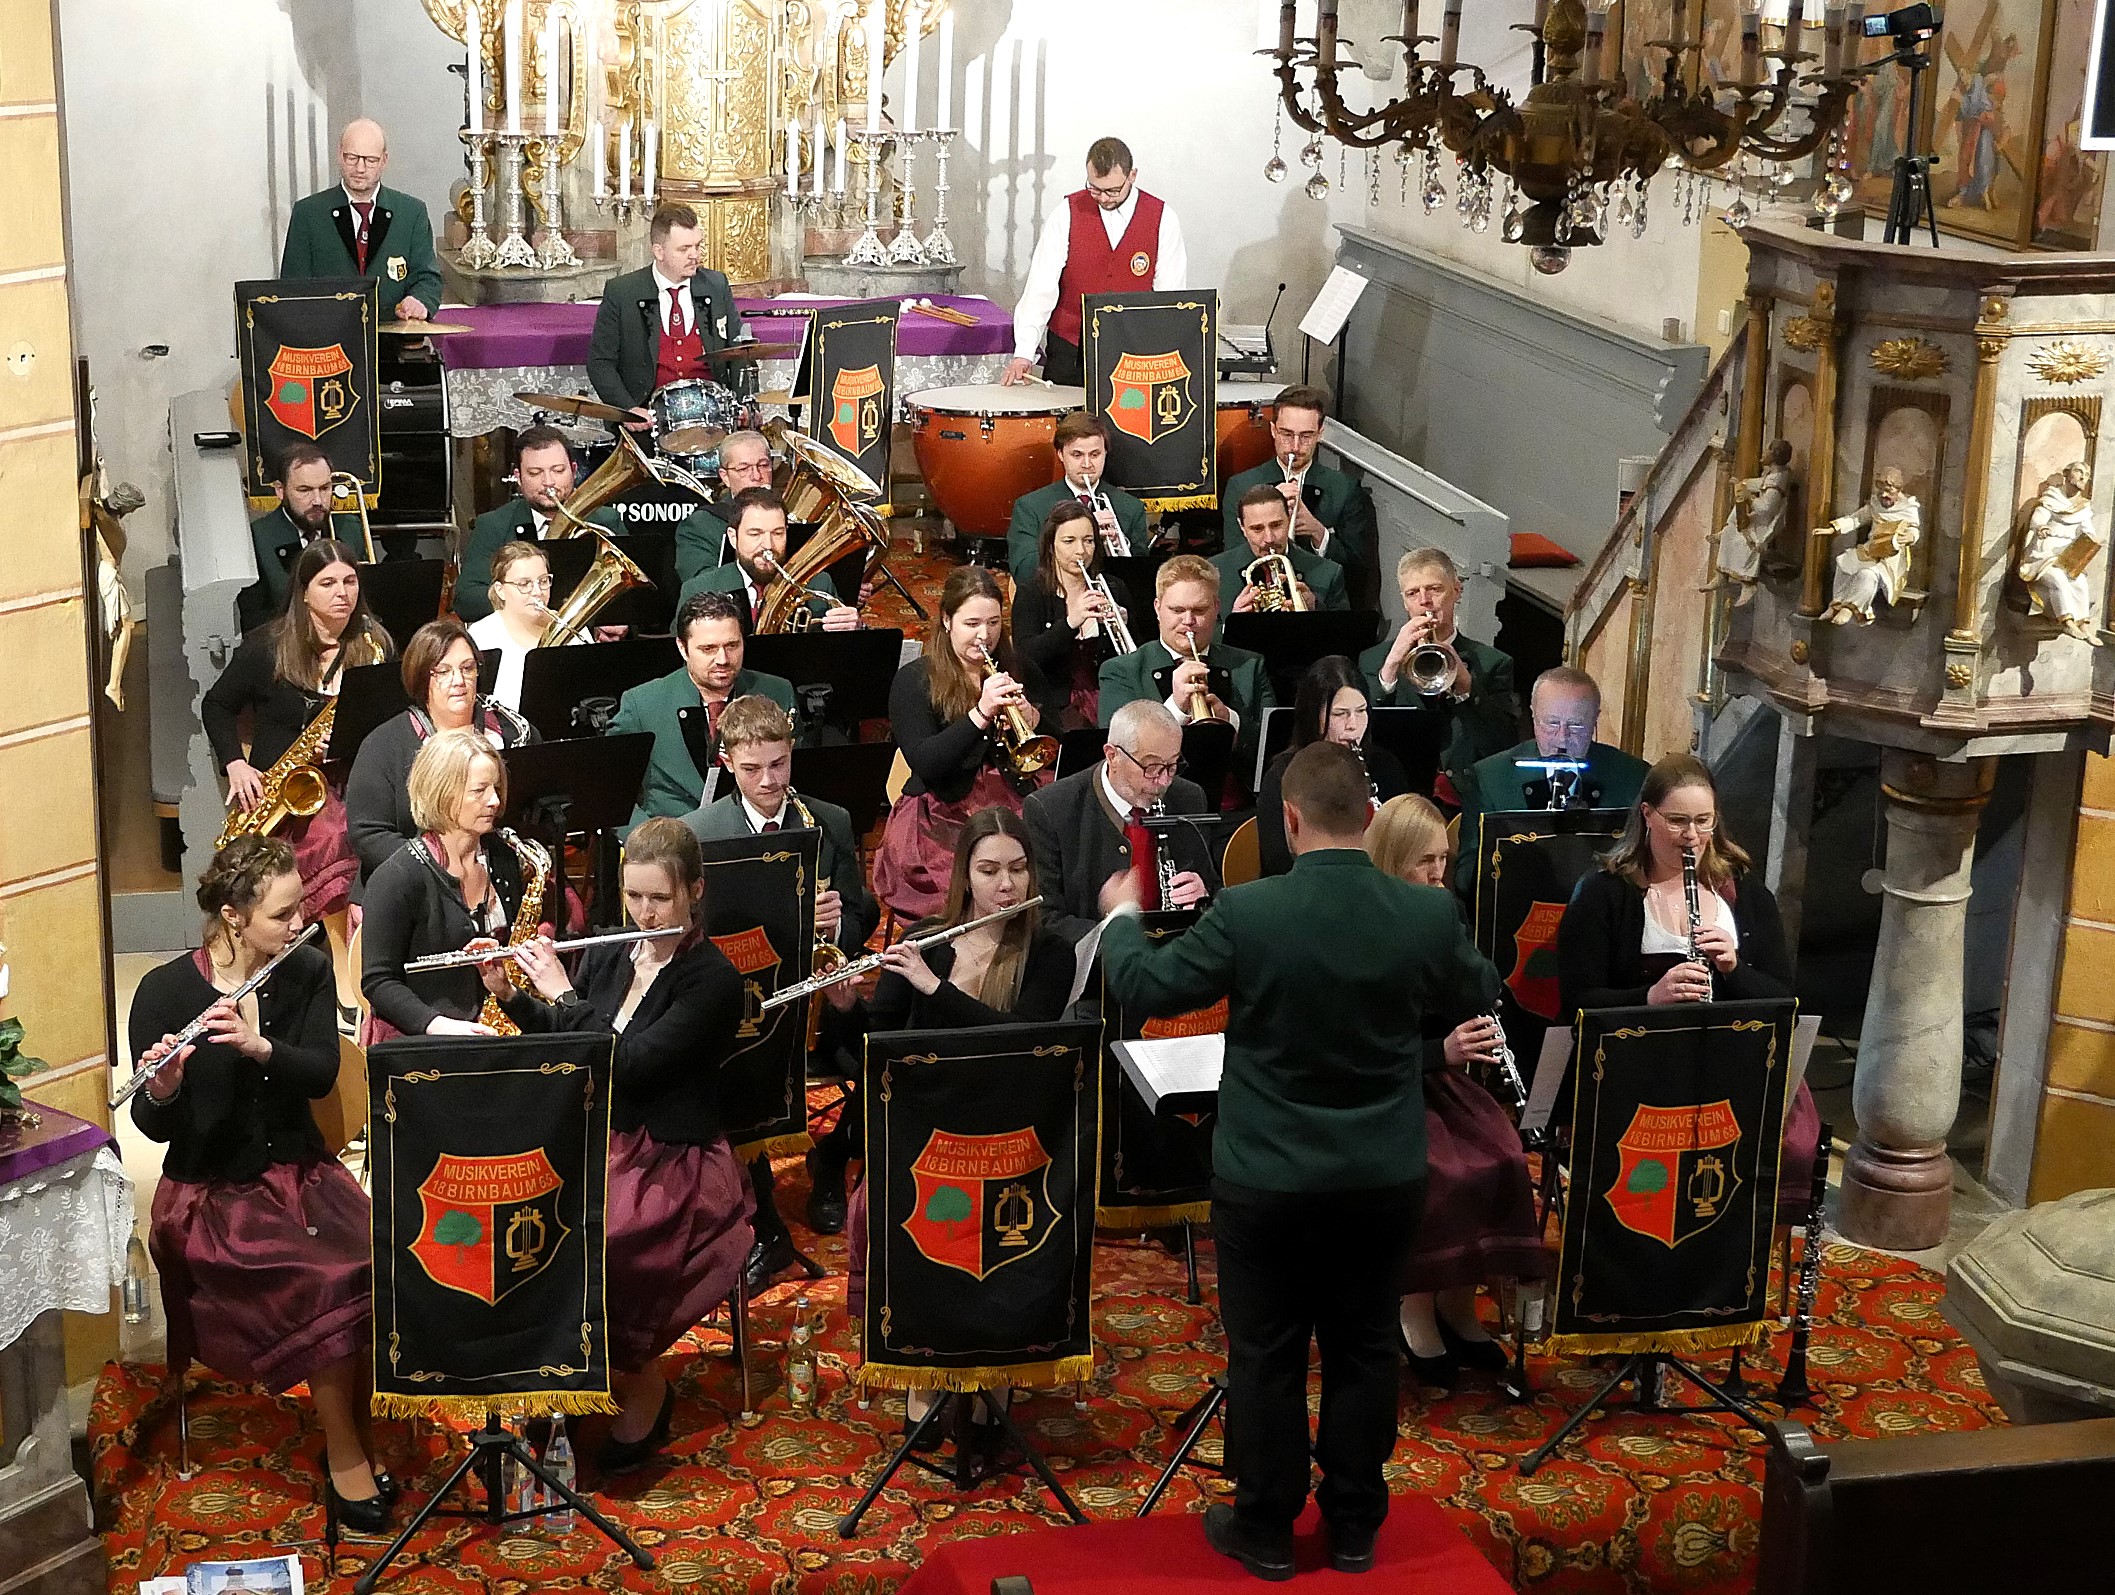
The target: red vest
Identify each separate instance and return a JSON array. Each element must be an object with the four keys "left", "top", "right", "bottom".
[
  {"left": 654, "top": 284, "right": 706, "bottom": 390},
  {"left": 1050, "top": 188, "right": 1164, "bottom": 347}
]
